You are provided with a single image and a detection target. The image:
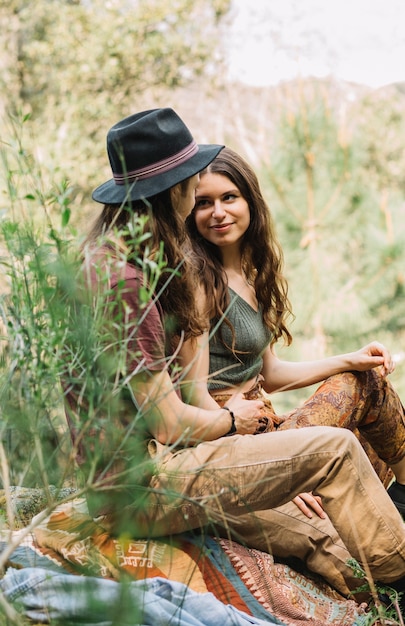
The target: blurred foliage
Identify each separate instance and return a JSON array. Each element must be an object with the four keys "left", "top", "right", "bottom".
[
  {"left": 266, "top": 86, "right": 405, "bottom": 336},
  {"left": 256, "top": 81, "right": 405, "bottom": 409},
  {"left": 0, "top": 0, "right": 230, "bottom": 214},
  {"left": 0, "top": 217, "right": 77, "bottom": 488}
]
